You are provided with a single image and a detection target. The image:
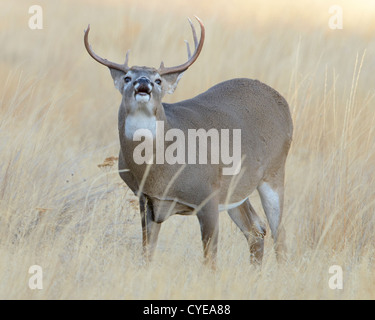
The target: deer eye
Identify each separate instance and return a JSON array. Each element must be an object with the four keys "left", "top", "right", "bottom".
[
  {"left": 124, "top": 76, "right": 132, "bottom": 83},
  {"left": 155, "top": 79, "right": 162, "bottom": 85}
]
